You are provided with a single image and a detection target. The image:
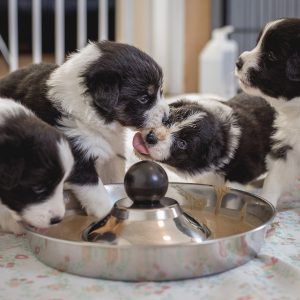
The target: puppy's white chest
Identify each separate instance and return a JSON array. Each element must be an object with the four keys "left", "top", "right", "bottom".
[{"left": 60, "top": 116, "right": 124, "bottom": 162}]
